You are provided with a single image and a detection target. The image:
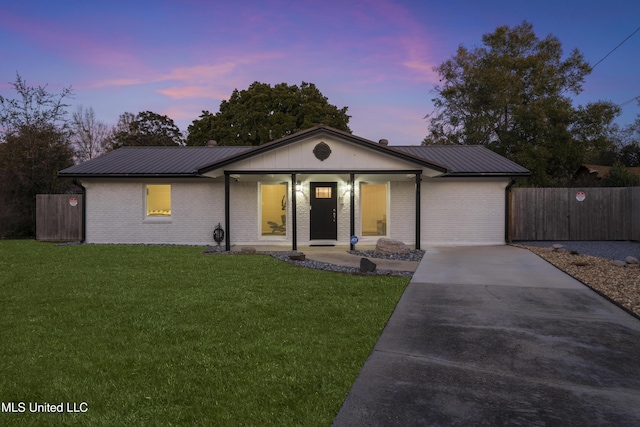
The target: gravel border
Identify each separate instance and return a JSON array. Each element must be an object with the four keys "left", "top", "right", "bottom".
[
  {"left": 203, "top": 246, "right": 420, "bottom": 276},
  {"left": 348, "top": 249, "right": 425, "bottom": 262},
  {"left": 515, "top": 241, "right": 640, "bottom": 261},
  {"left": 517, "top": 244, "right": 640, "bottom": 317}
]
